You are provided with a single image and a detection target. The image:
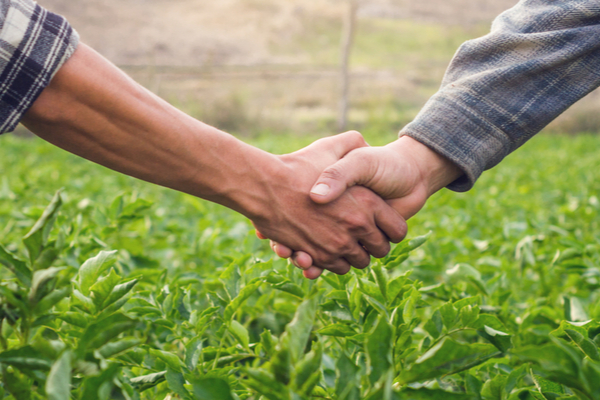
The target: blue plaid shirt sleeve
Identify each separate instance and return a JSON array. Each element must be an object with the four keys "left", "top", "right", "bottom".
[
  {"left": 0, "top": 0, "right": 78, "bottom": 134},
  {"left": 400, "top": 0, "right": 600, "bottom": 192}
]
